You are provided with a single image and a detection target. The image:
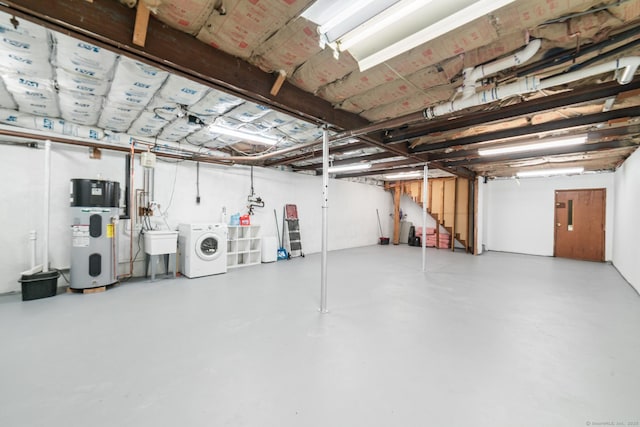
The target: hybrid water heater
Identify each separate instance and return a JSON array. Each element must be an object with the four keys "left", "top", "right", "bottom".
[{"left": 70, "top": 179, "right": 120, "bottom": 289}]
